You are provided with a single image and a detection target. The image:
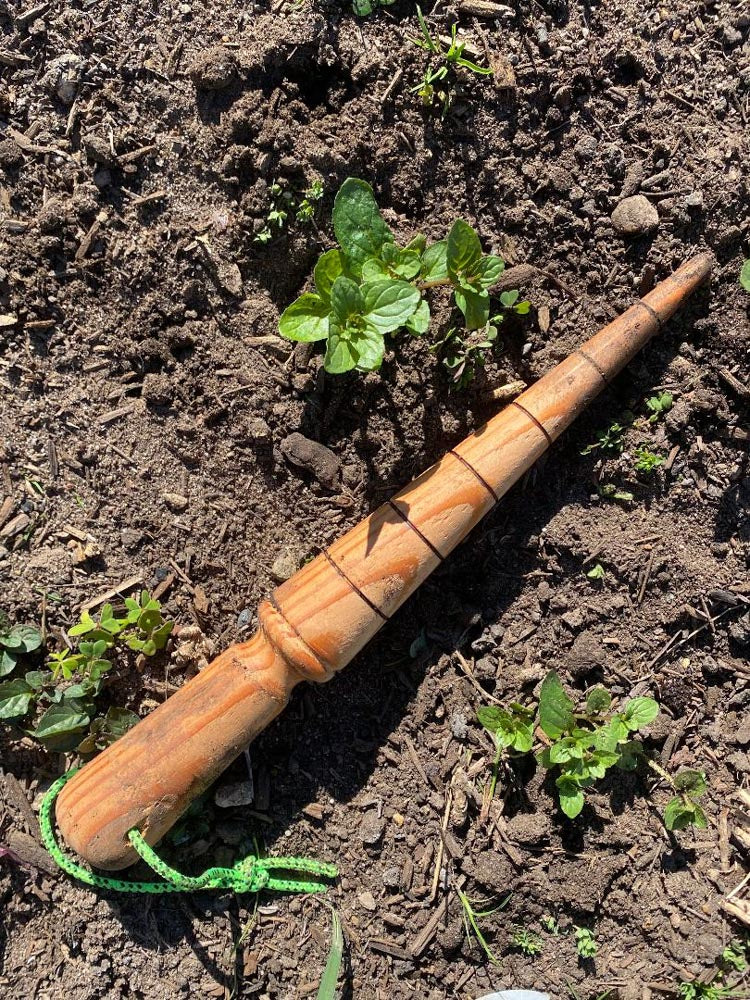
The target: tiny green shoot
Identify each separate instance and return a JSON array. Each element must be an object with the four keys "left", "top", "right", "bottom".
[
  {"left": 477, "top": 701, "right": 534, "bottom": 803},
  {"left": 574, "top": 925, "right": 597, "bottom": 959},
  {"left": 410, "top": 7, "right": 492, "bottom": 114},
  {"left": 541, "top": 914, "right": 561, "bottom": 935},
  {"left": 598, "top": 483, "right": 635, "bottom": 503},
  {"left": 740, "top": 260, "right": 750, "bottom": 292},
  {"left": 456, "top": 888, "right": 507, "bottom": 964},
  {"left": 645, "top": 391, "right": 673, "bottom": 423},
  {"left": 633, "top": 446, "right": 664, "bottom": 475},
  {"left": 662, "top": 768, "right": 709, "bottom": 831},
  {"left": 720, "top": 941, "right": 747, "bottom": 973},
  {"left": 512, "top": 926, "right": 543, "bottom": 956},
  {"left": 317, "top": 907, "right": 345, "bottom": 1000},
  {"left": 586, "top": 563, "right": 605, "bottom": 581},
  {"left": 581, "top": 420, "right": 628, "bottom": 456}
]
